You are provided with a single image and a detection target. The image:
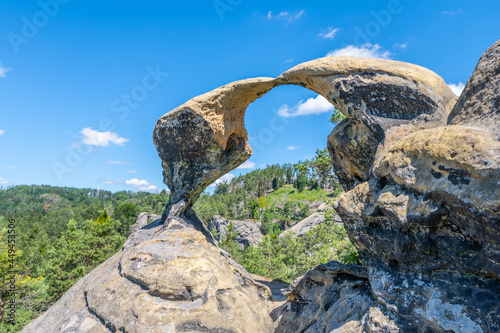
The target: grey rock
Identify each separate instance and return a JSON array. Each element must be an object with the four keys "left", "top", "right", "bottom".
[
  {"left": 448, "top": 39, "right": 500, "bottom": 136},
  {"left": 275, "top": 261, "right": 401, "bottom": 333},
  {"left": 315, "top": 202, "right": 330, "bottom": 212},
  {"left": 209, "top": 215, "right": 264, "bottom": 249},
  {"left": 333, "top": 39, "right": 500, "bottom": 331}
]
